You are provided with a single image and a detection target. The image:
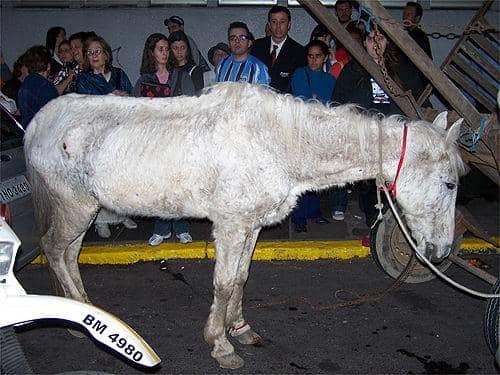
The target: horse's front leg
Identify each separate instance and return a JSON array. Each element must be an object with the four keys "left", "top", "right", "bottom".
[
  {"left": 226, "top": 228, "right": 262, "bottom": 346},
  {"left": 204, "top": 225, "right": 247, "bottom": 369}
]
